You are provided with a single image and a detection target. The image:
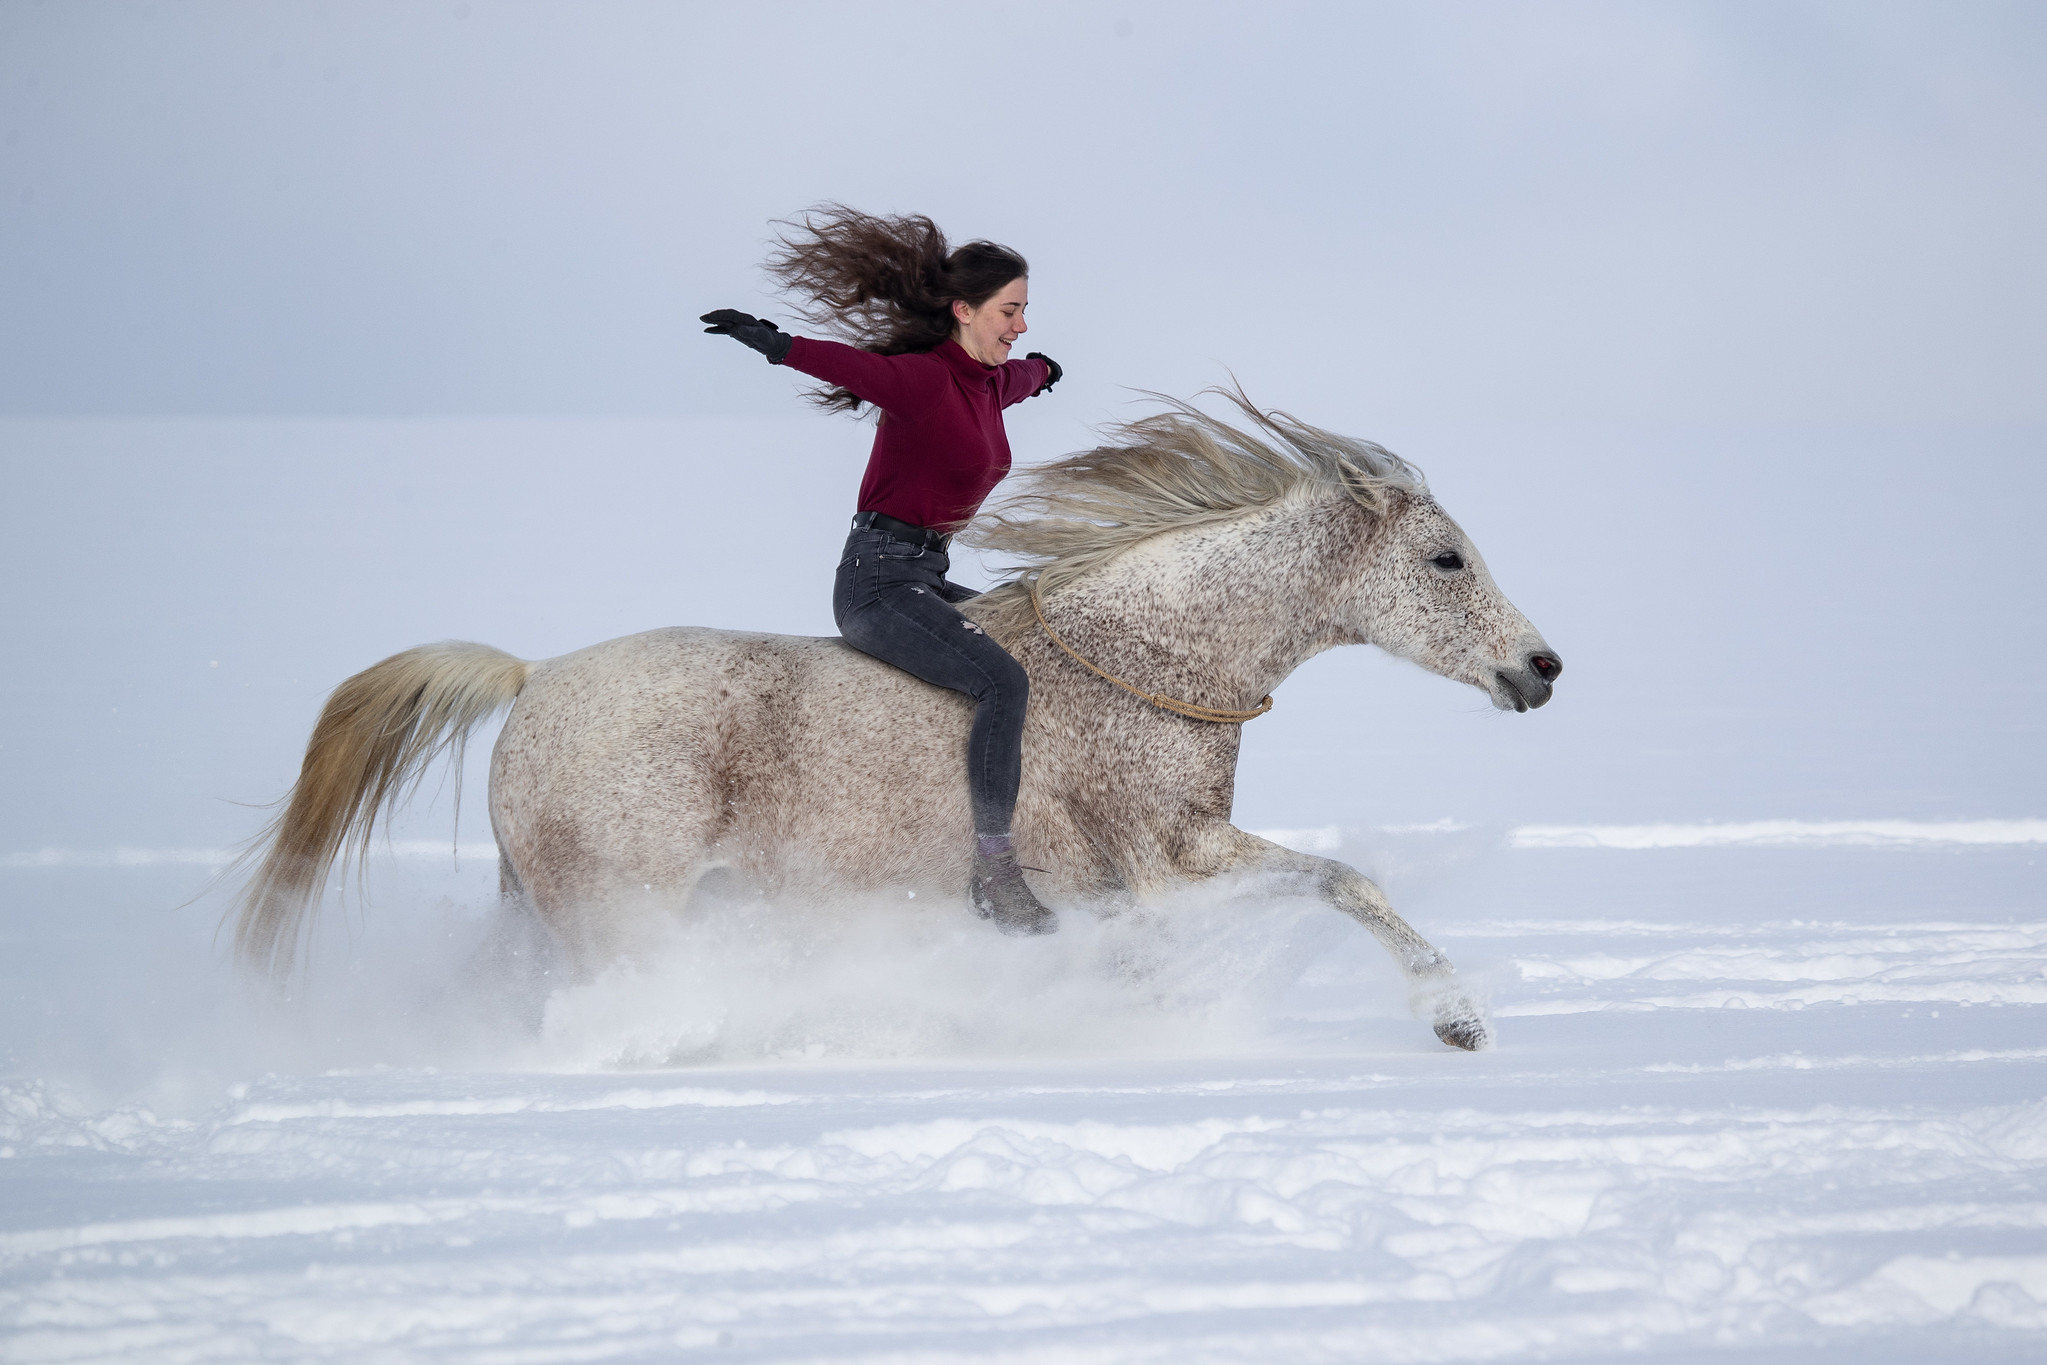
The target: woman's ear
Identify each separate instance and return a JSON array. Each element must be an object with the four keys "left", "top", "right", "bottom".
[{"left": 951, "top": 299, "right": 973, "bottom": 326}]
